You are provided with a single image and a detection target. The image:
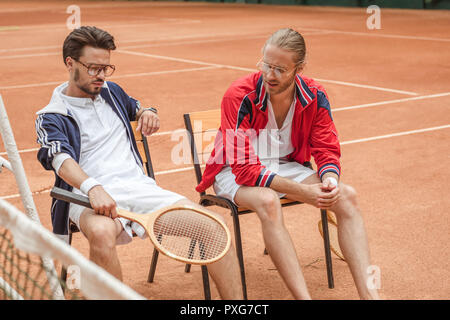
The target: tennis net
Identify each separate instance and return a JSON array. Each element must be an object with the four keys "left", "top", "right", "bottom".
[{"left": 0, "top": 198, "right": 145, "bottom": 300}]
